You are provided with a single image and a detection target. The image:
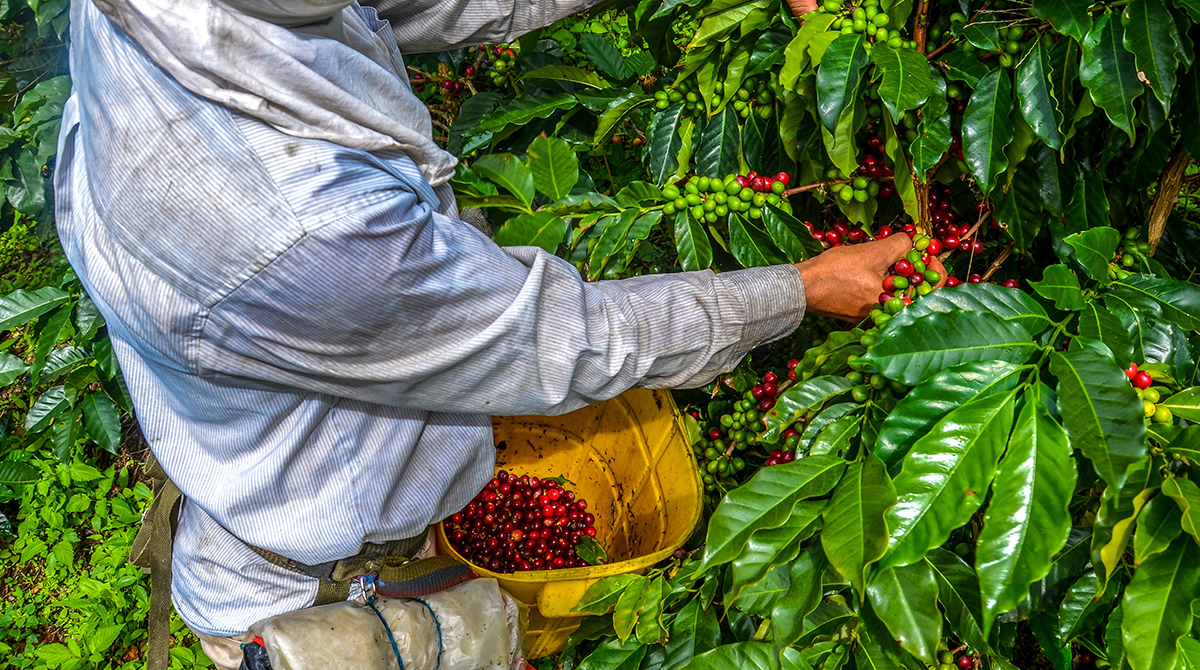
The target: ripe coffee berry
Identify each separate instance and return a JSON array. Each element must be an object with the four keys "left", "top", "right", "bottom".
[
  {"left": 1132, "top": 371, "right": 1153, "bottom": 390},
  {"left": 443, "top": 471, "right": 598, "bottom": 573}
]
